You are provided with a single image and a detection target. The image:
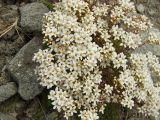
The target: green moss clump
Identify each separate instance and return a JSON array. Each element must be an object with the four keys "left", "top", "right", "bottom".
[{"left": 43, "top": 0, "right": 54, "bottom": 10}]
